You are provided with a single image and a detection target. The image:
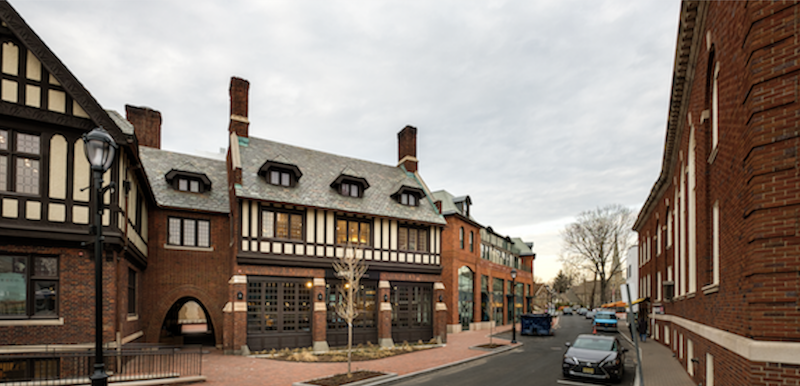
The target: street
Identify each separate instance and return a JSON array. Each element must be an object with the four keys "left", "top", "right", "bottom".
[{"left": 390, "top": 315, "right": 636, "bottom": 386}]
